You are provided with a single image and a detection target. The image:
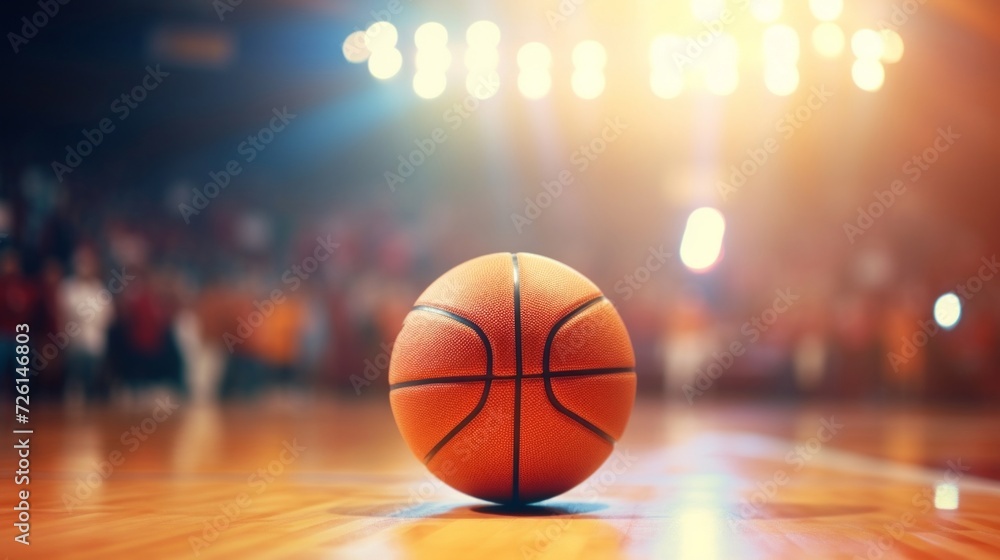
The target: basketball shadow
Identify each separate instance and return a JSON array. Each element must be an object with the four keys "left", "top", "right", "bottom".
[
  {"left": 470, "top": 502, "right": 608, "bottom": 517},
  {"left": 327, "top": 501, "right": 608, "bottom": 519},
  {"left": 329, "top": 501, "right": 874, "bottom": 520}
]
